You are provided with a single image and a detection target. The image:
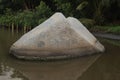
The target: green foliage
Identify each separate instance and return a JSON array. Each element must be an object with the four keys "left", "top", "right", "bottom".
[
  {"left": 17, "top": 10, "right": 35, "bottom": 27},
  {"left": 0, "top": 0, "right": 119, "bottom": 31},
  {"left": 35, "top": 1, "right": 52, "bottom": 24},
  {"left": 88, "top": 0, "right": 120, "bottom": 25},
  {"left": 76, "top": 1, "right": 88, "bottom": 11},
  {"left": 100, "top": 38, "right": 120, "bottom": 47},
  {"left": 80, "top": 18, "right": 95, "bottom": 28},
  {"left": 104, "top": 26, "right": 120, "bottom": 34},
  {"left": 91, "top": 26, "right": 120, "bottom": 34},
  {"left": 0, "top": 1, "right": 52, "bottom": 29},
  {"left": 38, "top": 18, "right": 46, "bottom": 24},
  {"left": 0, "top": 8, "right": 14, "bottom": 26},
  {"left": 55, "top": 2, "right": 73, "bottom": 16}
]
